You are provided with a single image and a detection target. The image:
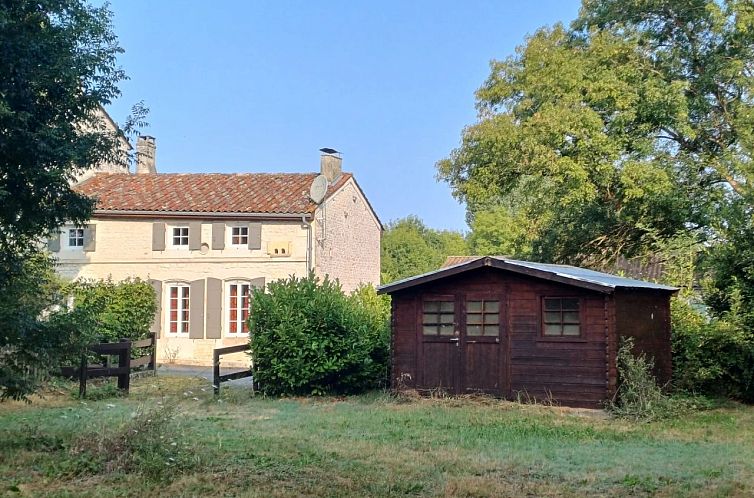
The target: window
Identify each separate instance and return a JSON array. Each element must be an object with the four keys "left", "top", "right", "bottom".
[
  {"left": 68, "top": 228, "right": 84, "bottom": 247},
  {"left": 231, "top": 226, "right": 248, "bottom": 246},
  {"left": 422, "top": 301, "right": 455, "bottom": 336},
  {"left": 227, "top": 281, "right": 251, "bottom": 335},
  {"left": 542, "top": 297, "right": 580, "bottom": 337},
  {"left": 172, "top": 227, "right": 189, "bottom": 246},
  {"left": 466, "top": 300, "right": 500, "bottom": 336},
  {"left": 167, "top": 284, "right": 190, "bottom": 335}
]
